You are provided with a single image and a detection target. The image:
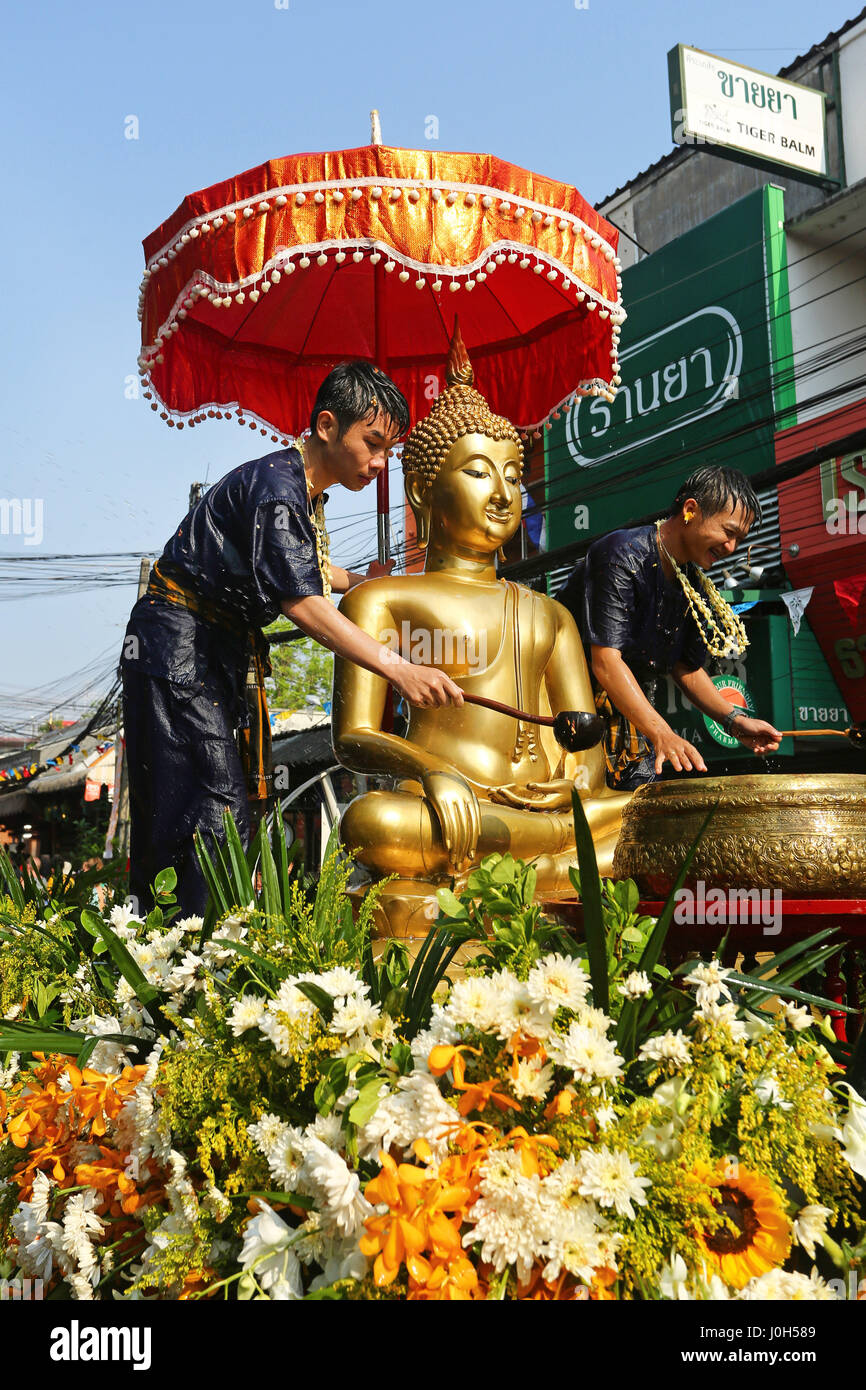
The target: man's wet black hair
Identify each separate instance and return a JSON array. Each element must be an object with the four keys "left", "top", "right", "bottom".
[
  {"left": 310, "top": 361, "right": 410, "bottom": 439},
  {"left": 669, "top": 466, "right": 762, "bottom": 527}
]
